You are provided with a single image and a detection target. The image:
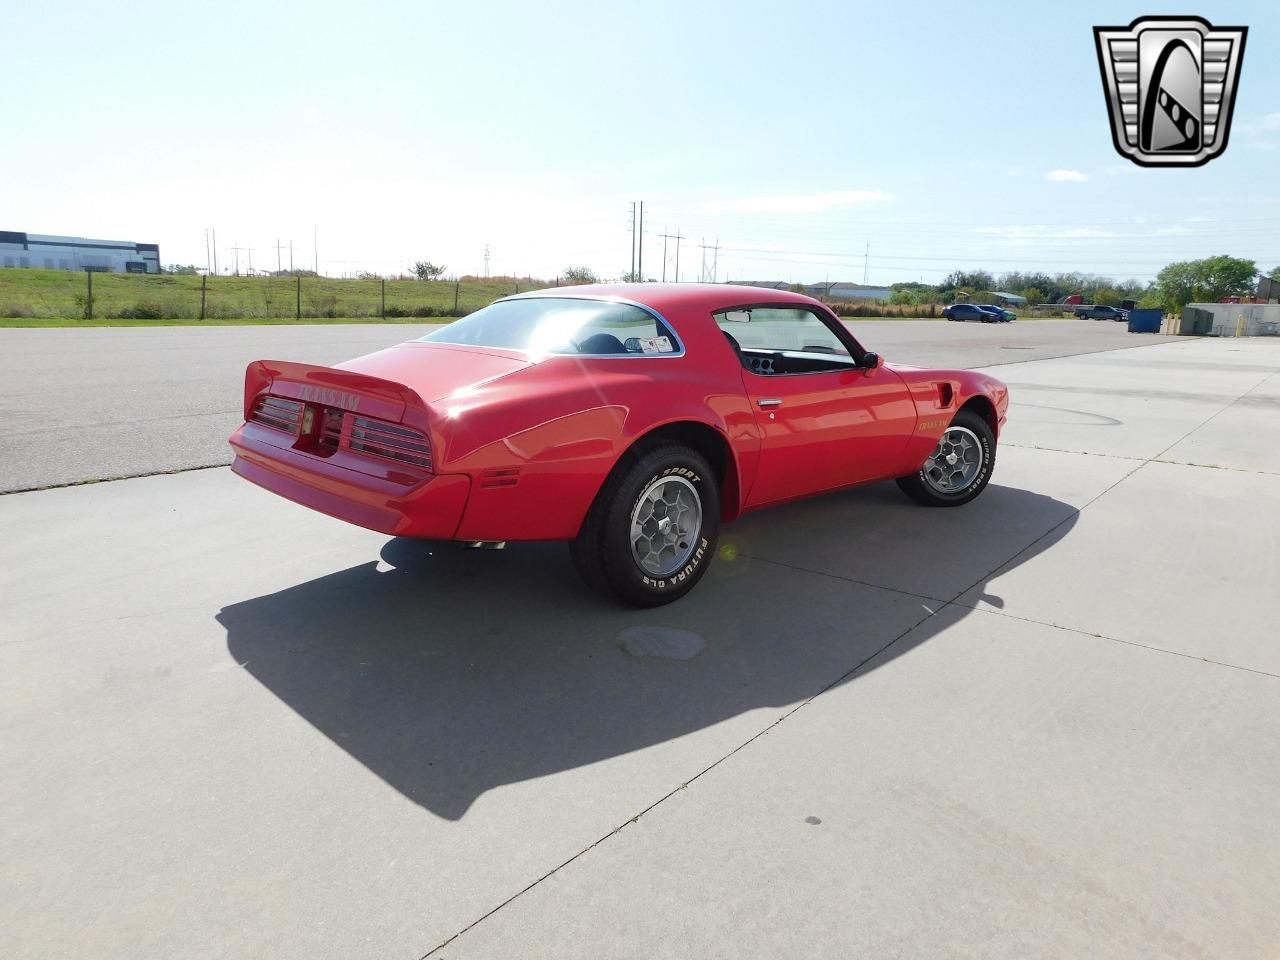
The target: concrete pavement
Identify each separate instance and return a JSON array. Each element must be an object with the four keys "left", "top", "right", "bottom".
[
  {"left": 1, "top": 333, "right": 1278, "bottom": 959},
  {"left": 0, "top": 318, "right": 1137, "bottom": 492}
]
